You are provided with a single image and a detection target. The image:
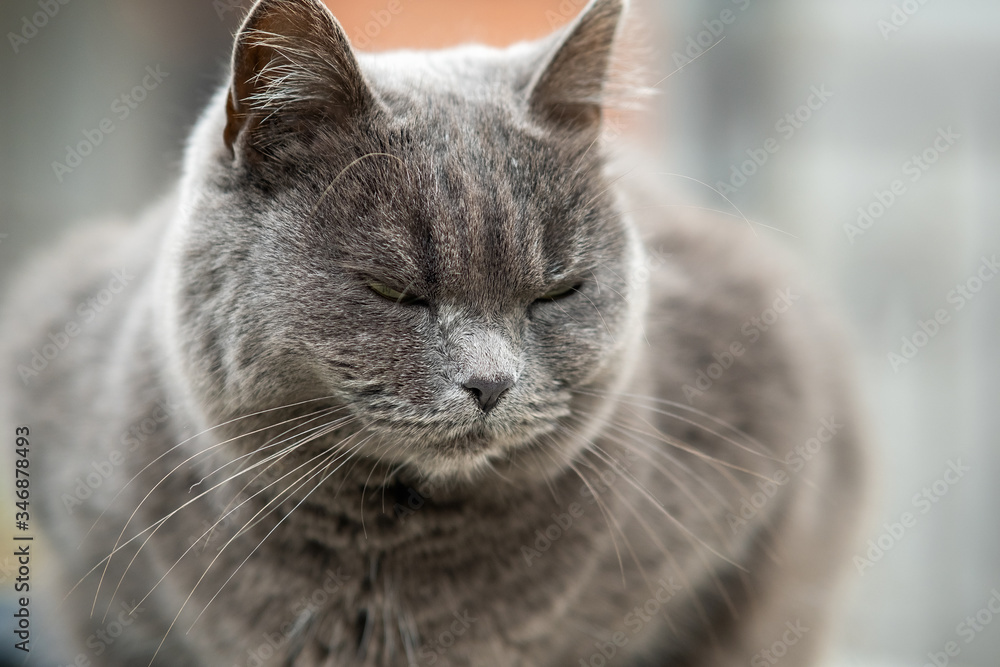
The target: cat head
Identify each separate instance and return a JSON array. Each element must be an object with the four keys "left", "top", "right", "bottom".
[{"left": 170, "top": 0, "right": 647, "bottom": 482}]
